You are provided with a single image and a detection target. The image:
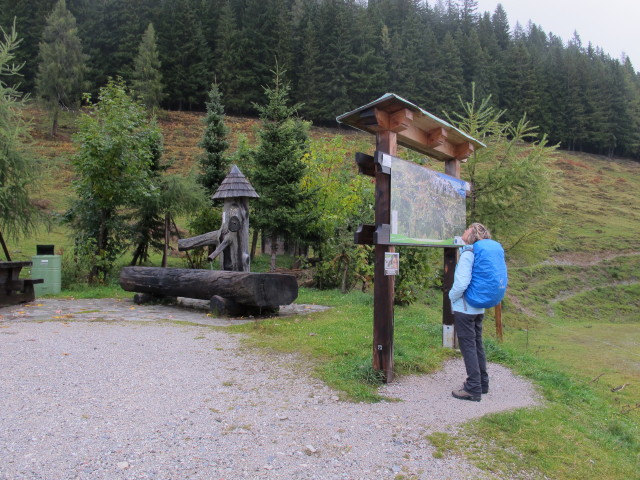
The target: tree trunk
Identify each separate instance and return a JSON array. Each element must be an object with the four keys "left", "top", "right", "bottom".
[
  {"left": 250, "top": 228, "right": 259, "bottom": 261},
  {"left": 0, "top": 230, "right": 11, "bottom": 261},
  {"left": 270, "top": 235, "right": 277, "bottom": 271},
  {"left": 90, "top": 208, "right": 111, "bottom": 283},
  {"left": 171, "top": 216, "right": 195, "bottom": 269},
  {"left": 340, "top": 255, "right": 349, "bottom": 294},
  {"left": 161, "top": 212, "right": 170, "bottom": 267},
  {"left": 119, "top": 266, "right": 298, "bottom": 307}
]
